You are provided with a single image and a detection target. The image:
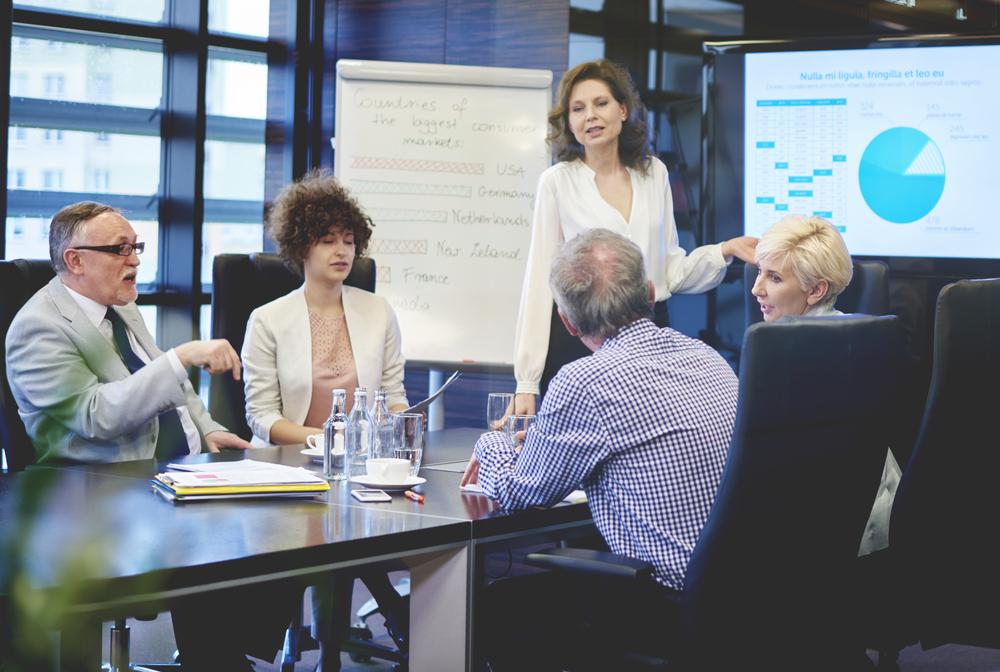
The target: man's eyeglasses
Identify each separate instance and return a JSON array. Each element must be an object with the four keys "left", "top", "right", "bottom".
[{"left": 72, "top": 242, "right": 145, "bottom": 257}]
